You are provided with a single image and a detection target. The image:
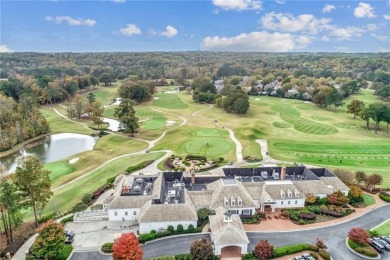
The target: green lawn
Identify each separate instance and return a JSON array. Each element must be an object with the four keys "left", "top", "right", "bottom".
[
  {"left": 371, "top": 219, "right": 390, "bottom": 236},
  {"left": 142, "top": 116, "right": 167, "bottom": 130},
  {"left": 363, "top": 194, "right": 376, "bottom": 207},
  {"left": 45, "top": 161, "right": 75, "bottom": 183},
  {"left": 153, "top": 93, "right": 188, "bottom": 109},
  {"left": 44, "top": 152, "right": 165, "bottom": 215}
]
